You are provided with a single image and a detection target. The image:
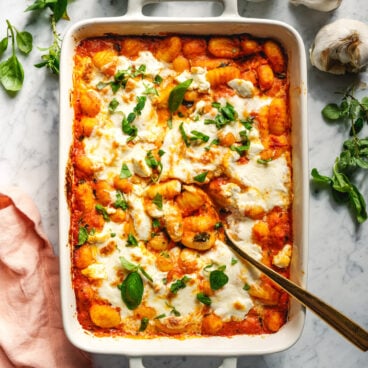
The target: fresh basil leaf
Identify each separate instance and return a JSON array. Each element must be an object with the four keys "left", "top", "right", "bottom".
[
  {"left": 0, "top": 55, "right": 24, "bottom": 92},
  {"left": 168, "top": 79, "right": 192, "bottom": 113},
  {"left": 209, "top": 269, "right": 229, "bottom": 290},
  {"left": 193, "top": 171, "right": 208, "bottom": 183},
  {"left": 0, "top": 37, "right": 8, "bottom": 57},
  {"left": 243, "top": 283, "right": 251, "bottom": 291},
  {"left": 350, "top": 117, "right": 364, "bottom": 136},
  {"left": 322, "top": 103, "right": 341, "bottom": 120},
  {"left": 53, "top": 0, "right": 68, "bottom": 22},
  {"left": 119, "top": 271, "right": 143, "bottom": 310},
  {"left": 25, "top": 0, "right": 57, "bottom": 11},
  {"left": 120, "top": 256, "right": 139, "bottom": 272},
  {"left": 15, "top": 30, "right": 33, "bottom": 54},
  {"left": 120, "top": 163, "right": 132, "bottom": 179},
  {"left": 311, "top": 168, "right": 332, "bottom": 185},
  {"left": 196, "top": 292, "right": 211, "bottom": 306}
]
